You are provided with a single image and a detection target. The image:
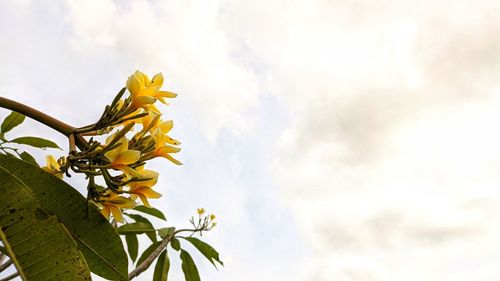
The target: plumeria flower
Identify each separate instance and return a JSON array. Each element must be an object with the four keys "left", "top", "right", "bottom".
[
  {"left": 104, "top": 133, "right": 142, "bottom": 177},
  {"left": 100, "top": 192, "right": 137, "bottom": 223},
  {"left": 127, "top": 167, "right": 162, "bottom": 207},
  {"left": 140, "top": 113, "right": 181, "bottom": 145},
  {"left": 42, "top": 155, "right": 63, "bottom": 179},
  {"left": 197, "top": 208, "right": 206, "bottom": 215},
  {"left": 151, "top": 128, "right": 182, "bottom": 165},
  {"left": 126, "top": 71, "right": 177, "bottom": 110}
]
